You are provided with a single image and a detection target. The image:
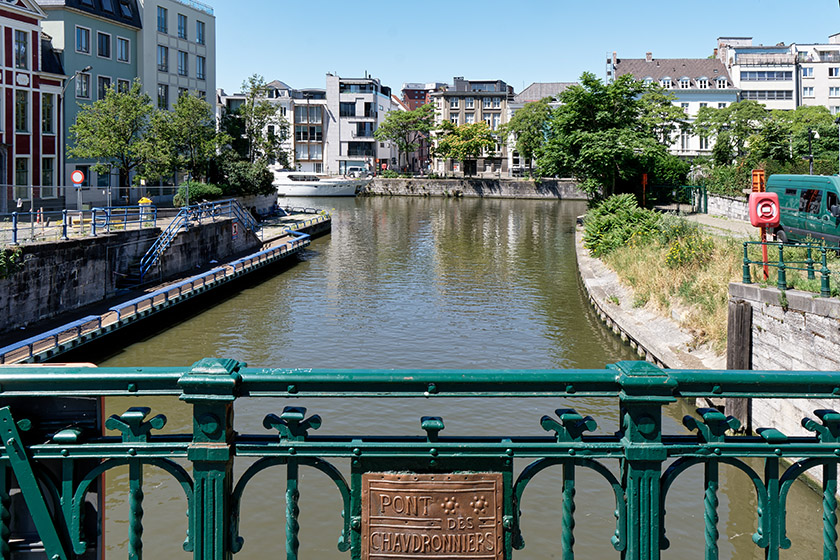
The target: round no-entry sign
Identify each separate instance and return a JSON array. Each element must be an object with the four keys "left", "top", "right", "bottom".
[{"left": 71, "top": 170, "right": 85, "bottom": 185}]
